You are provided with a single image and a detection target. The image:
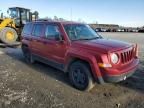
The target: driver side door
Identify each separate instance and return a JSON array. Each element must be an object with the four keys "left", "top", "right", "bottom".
[{"left": 43, "top": 23, "right": 67, "bottom": 64}]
